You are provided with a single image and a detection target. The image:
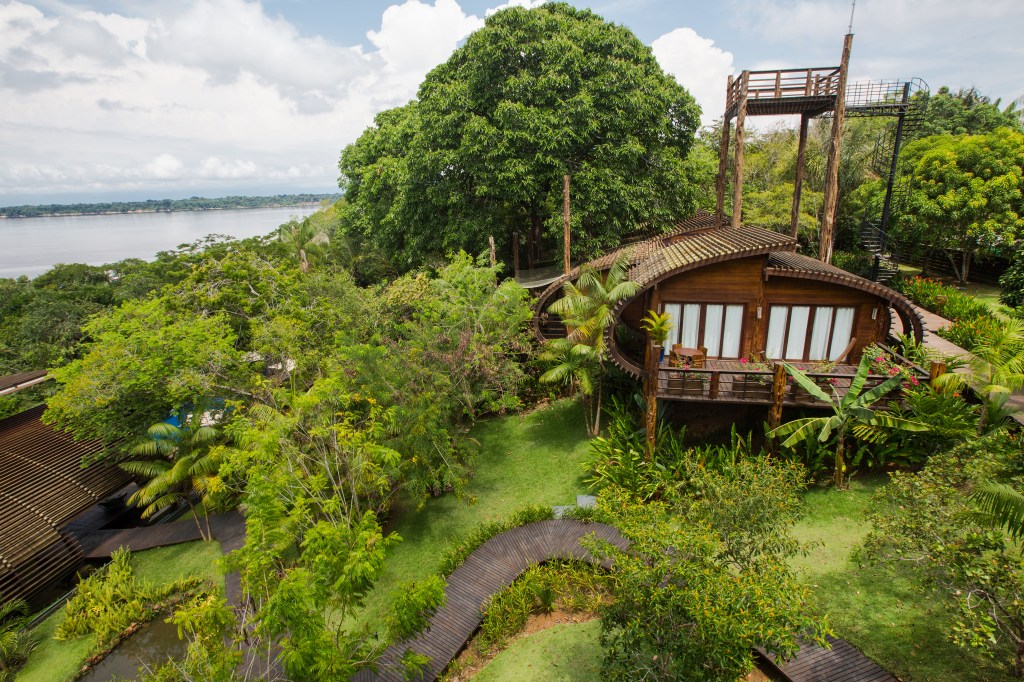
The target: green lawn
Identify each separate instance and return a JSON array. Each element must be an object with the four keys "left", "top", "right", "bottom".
[
  {"left": 16, "top": 539, "right": 223, "bottom": 682},
  {"left": 356, "top": 399, "right": 593, "bottom": 630},
  {"left": 794, "top": 476, "right": 1014, "bottom": 681},
  {"left": 473, "top": 620, "right": 603, "bottom": 682}
]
